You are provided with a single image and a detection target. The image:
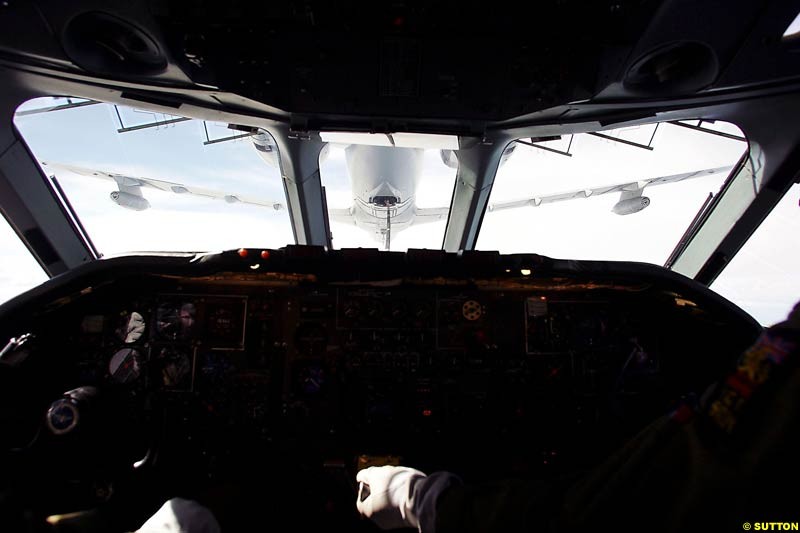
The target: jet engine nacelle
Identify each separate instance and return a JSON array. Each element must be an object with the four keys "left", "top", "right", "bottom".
[
  {"left": 110, "top": 191, "right": 150, "bottom": 211},
  {"left": 612, "top": 196, "right": 650, "bottom": 215}
]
